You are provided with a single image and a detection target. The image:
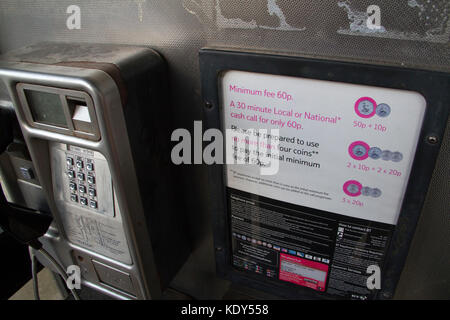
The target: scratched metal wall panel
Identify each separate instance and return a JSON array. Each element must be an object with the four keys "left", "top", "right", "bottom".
[
  {"left": 395, "top": 118, "right": 450, "bottom": 299},
  {"left": 0, "top": 0, "right": 448, "bottom": 299}
]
